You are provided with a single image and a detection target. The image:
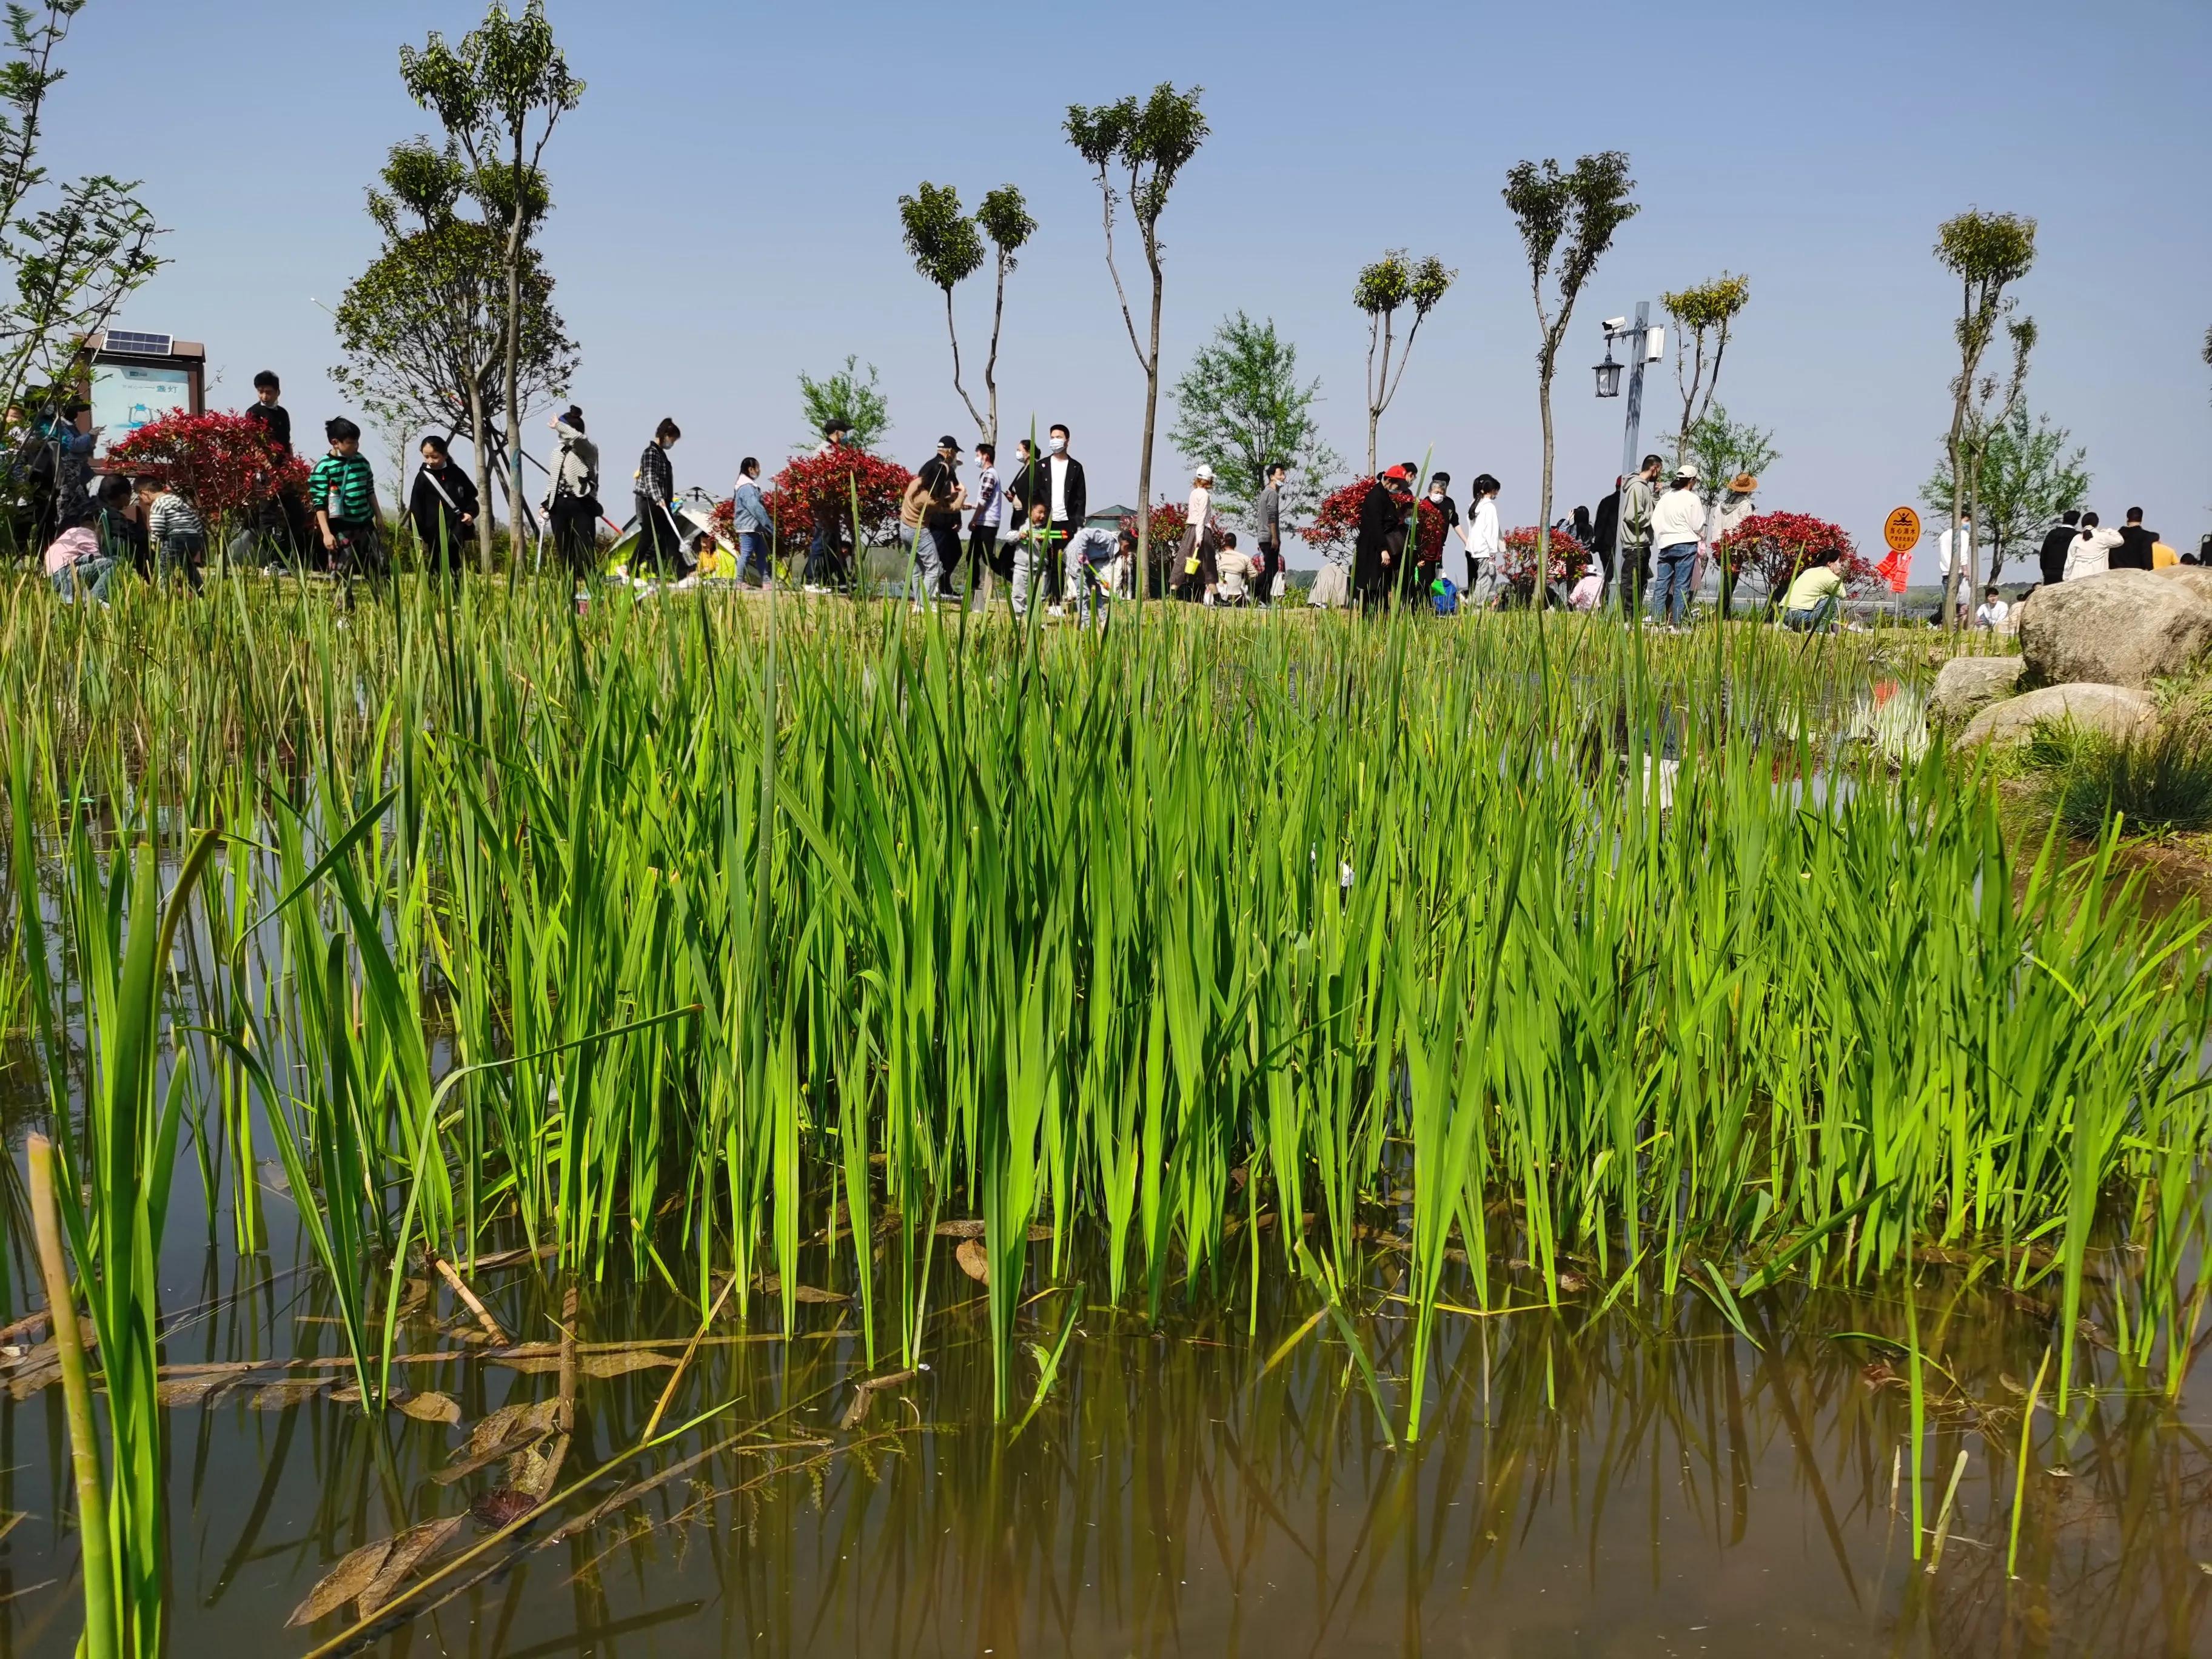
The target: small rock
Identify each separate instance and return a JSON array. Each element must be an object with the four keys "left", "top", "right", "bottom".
[
  {"left": 1928, "top": 655, "right": 2024, "bottom": 728},
  {"left": 2019, "top": 569, "right": 2212, "bottom": 688},
  {"left": 1956, "top": 683, "right": 2159, "bottom": 751}
]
